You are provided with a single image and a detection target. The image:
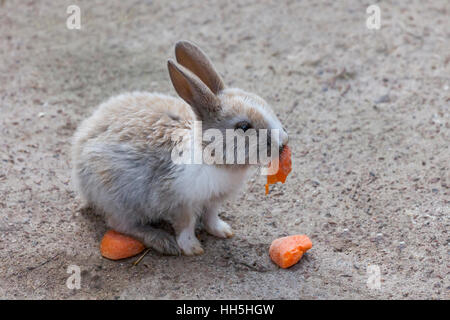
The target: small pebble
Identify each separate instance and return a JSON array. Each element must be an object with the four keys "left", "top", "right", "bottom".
[{"left": 375, "top": 94, "right": 390, "bottom": 104}]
